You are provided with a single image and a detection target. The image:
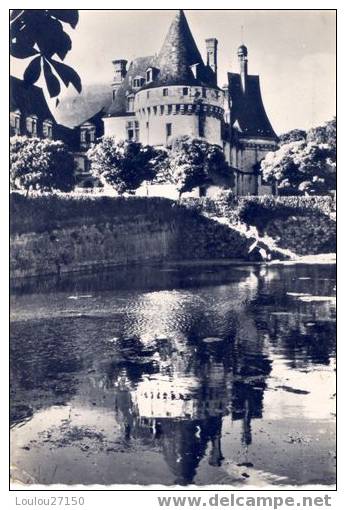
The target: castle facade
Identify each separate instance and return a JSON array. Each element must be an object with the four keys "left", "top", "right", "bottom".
[{"left": 103, "top": 10, "right": 278, "bottom": 196}]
